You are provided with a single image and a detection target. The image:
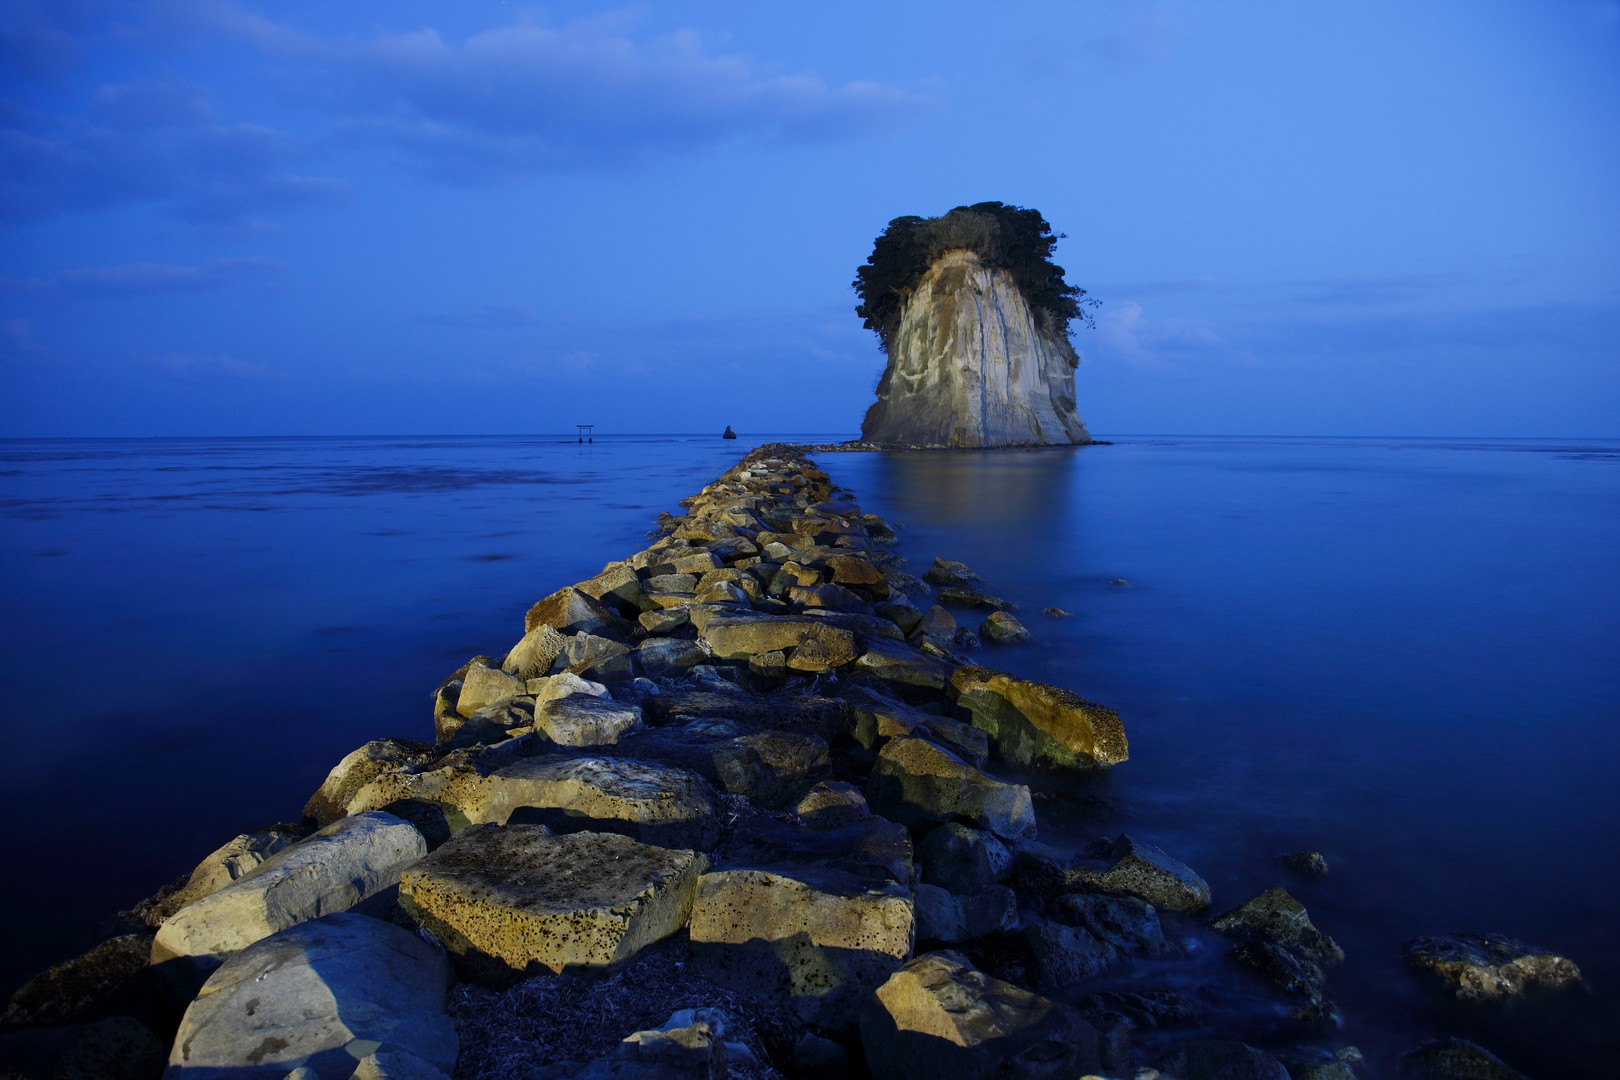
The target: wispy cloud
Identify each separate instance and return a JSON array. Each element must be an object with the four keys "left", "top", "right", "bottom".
[
  {"left": 2, "top": 256, "right": 285, "bottom": 298},
  {"left": 173, "top": 3, "right": 933, "bottom": 181},
  {"left": 0, "top": 76, "right": 346, "bottom": 226}
]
